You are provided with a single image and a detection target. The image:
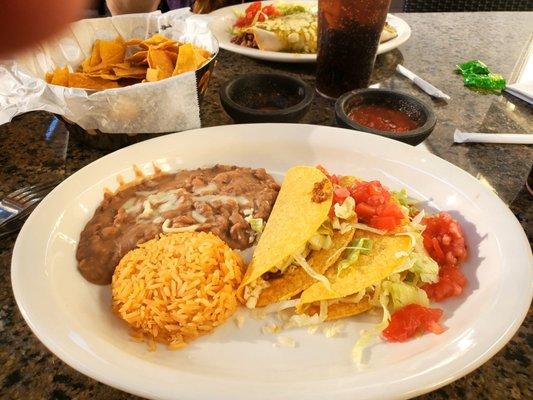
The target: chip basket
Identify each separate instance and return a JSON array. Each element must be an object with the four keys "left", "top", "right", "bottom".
[{"left": 60, "top": 56, "right": 216, "bottom": 152}]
